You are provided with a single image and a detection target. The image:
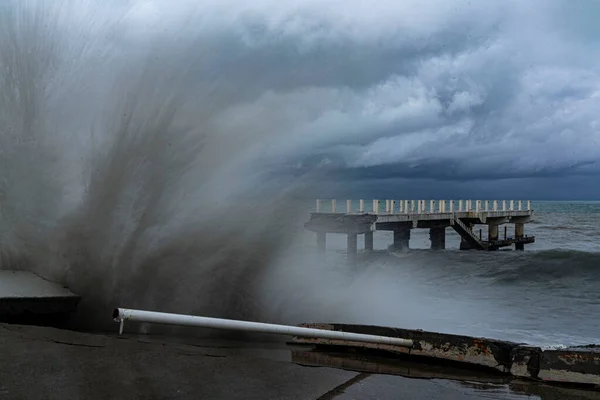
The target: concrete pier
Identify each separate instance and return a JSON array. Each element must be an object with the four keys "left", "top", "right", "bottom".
[
  {"left": 317, "top": 232, "right": 326, "bottom": 255},
  {"left": 305, "top": 199, "right": 535, "bottom": 261},
  {"left": 392, "top": 228, "right": 410, "bottom": 250},
  {"left": 429, "top": 227, "right": 446, "bottom": 250},
  {"left": 347, "top": 233, "right": 358, "bottom": 265},
  {"left": 515, "top": 223, "right": 525, "bottom": 251},
  {"left": 364, "top": 231, "right": 374, "bottom": 252},
  {"left": 489, "top": 224, "right": 499, "bottom": 241}
]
